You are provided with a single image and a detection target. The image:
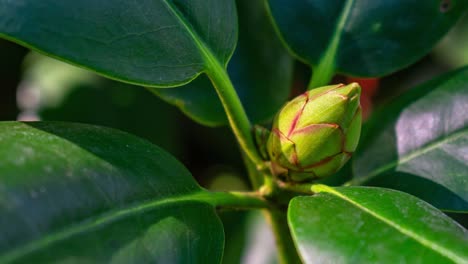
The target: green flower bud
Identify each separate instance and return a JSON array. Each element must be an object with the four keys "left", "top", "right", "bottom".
[{"left": 267, "top": 83, "right": 362, "bottom": 181}]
